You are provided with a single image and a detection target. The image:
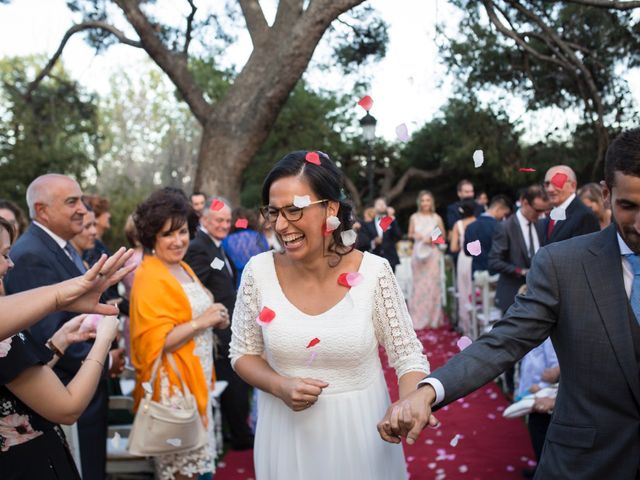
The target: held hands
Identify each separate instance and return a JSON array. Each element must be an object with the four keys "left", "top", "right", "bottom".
[
  {"left": 276, "top": 377, "right": 329, "bottom": 412},
  {"left": 55, "top": 248, "right": 136, "bottom": 315},
  {"left": 377, "top": 384, "right": 440, "bottom": 445},
  {"left": 50, "top": 314, "right": 94, "bottom": 352},
  {"left": 197, "top": 303, "right": 230, "bottom": 330}
]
